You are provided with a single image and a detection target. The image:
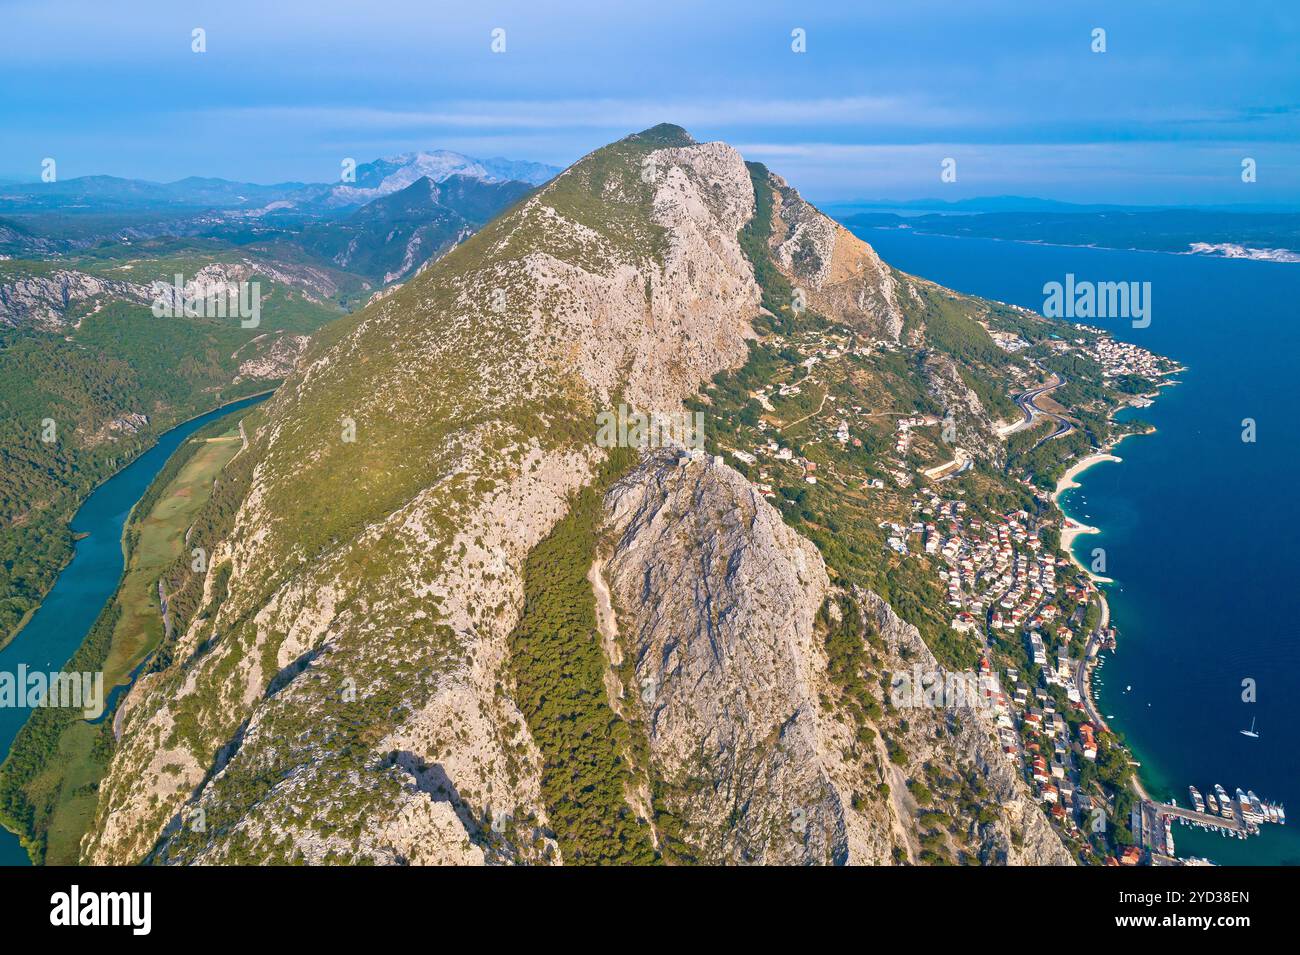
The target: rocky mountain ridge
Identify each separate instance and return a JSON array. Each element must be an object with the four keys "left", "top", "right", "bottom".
[
  {"left": 0, "top": 150, "right": 556, "bottom": 217},
  {"left": 74, "top": 125, "right": 1071, "bottom": 866},
  {"left": 0, "top": 259, "right": 339, "bottom": 331}
]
